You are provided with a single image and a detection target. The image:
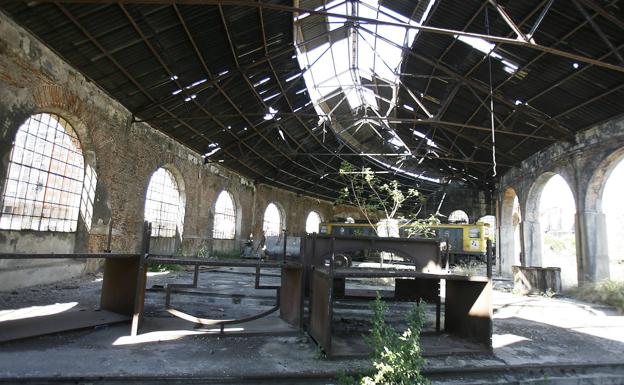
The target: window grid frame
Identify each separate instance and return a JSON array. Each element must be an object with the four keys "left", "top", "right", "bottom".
[
  {"left": 306, "top": 211, "right": 322, "bottom": 234},
  {"left": 0, "top": 113, "right": 85, "bottom": 232},
  {"left": 144, "top": 168, "right": 184, "bottom": 238},
  {"left": 213, "top": 190, "right": 236, "bottom": 240},
  {"left": 262, "top": 203, "right": 282, "bottom": 237}
]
